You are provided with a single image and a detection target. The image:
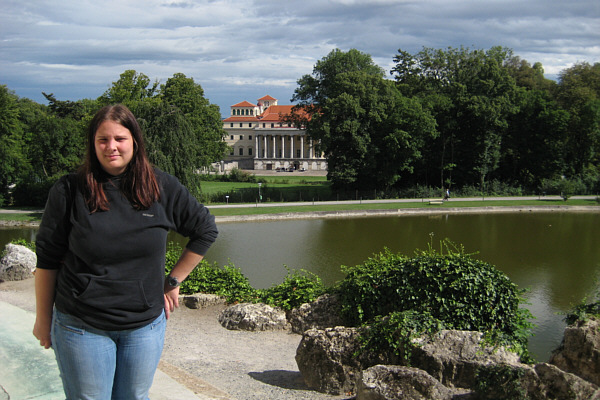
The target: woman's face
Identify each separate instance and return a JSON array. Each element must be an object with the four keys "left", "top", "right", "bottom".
[{"left": 94, "top": 120, "right": 135, "bottom": 176}]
